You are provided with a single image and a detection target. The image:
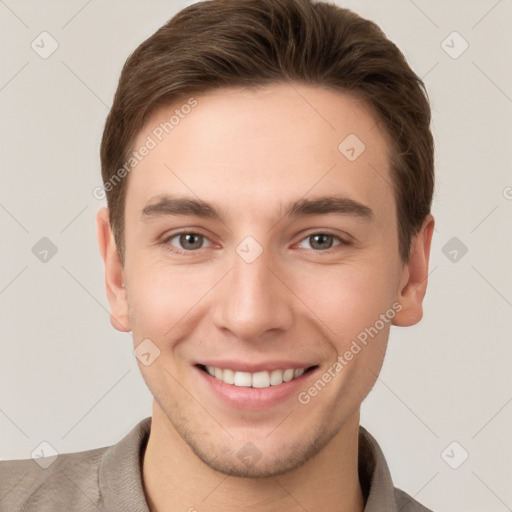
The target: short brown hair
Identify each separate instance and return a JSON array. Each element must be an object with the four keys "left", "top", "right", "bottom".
[{"left": 100, "top": 0, "right": 434, "bottom": 263}]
